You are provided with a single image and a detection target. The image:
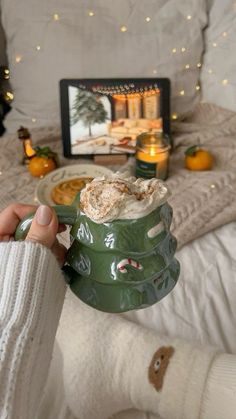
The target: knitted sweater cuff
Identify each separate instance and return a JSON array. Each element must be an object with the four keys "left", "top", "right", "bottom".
[
  {"left": 201, "top": 353, "right": 236, "bottom": 419},
  {"left": 0, "top": 241, "right": 66, "bottom": 419}
]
